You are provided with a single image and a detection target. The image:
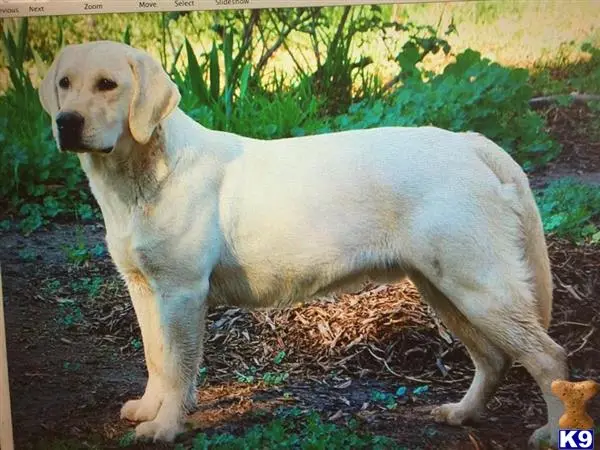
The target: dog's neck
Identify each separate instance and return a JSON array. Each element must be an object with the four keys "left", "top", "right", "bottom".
[{"left": 79, "top": 124, "right": 170, "bottom": 211}]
